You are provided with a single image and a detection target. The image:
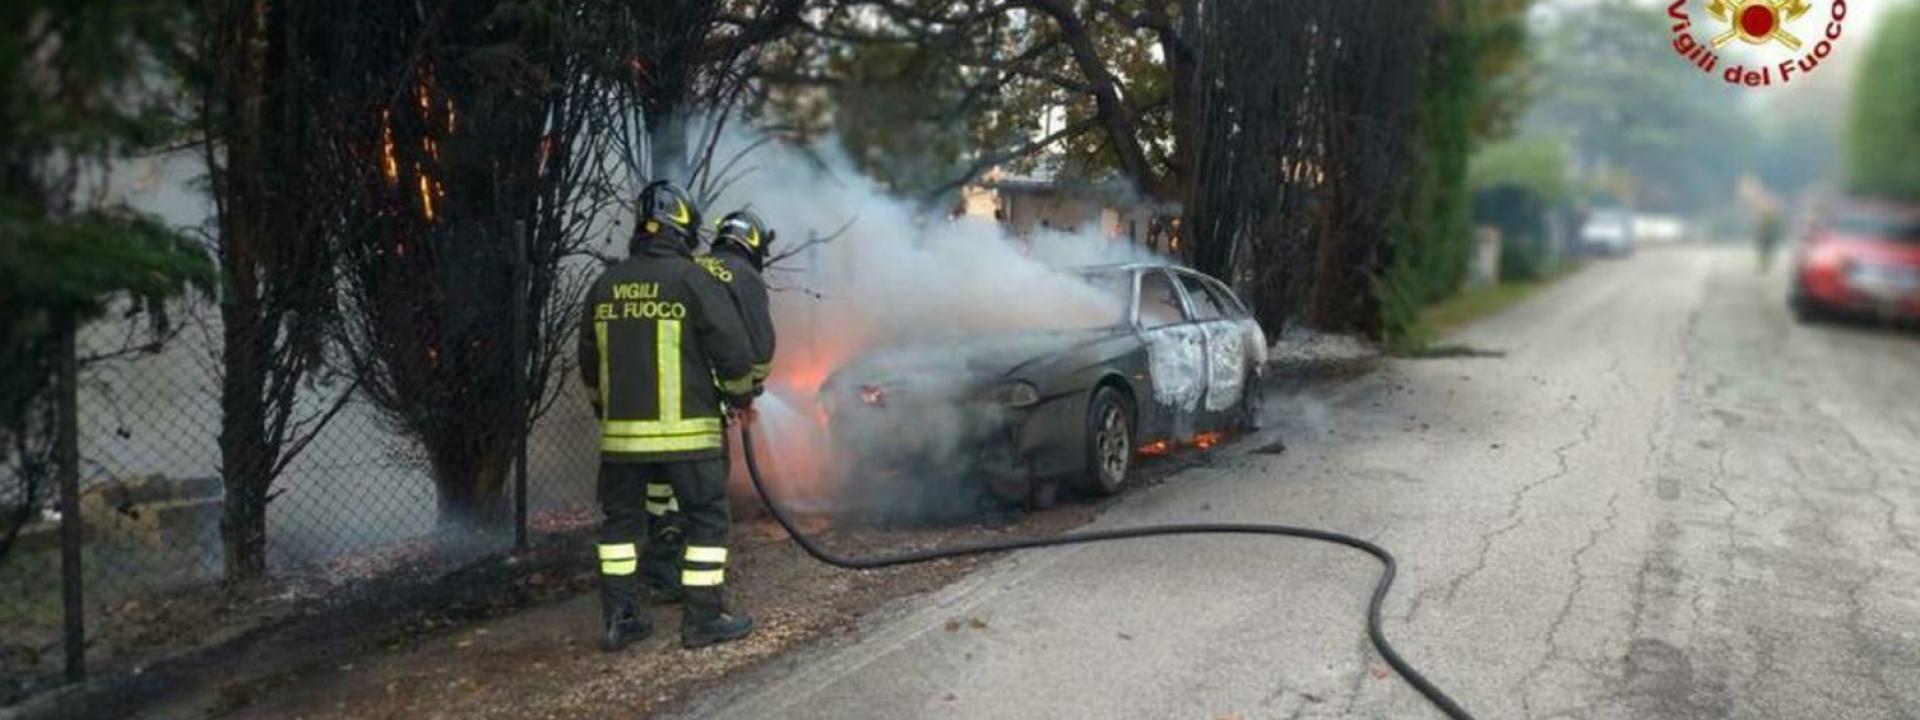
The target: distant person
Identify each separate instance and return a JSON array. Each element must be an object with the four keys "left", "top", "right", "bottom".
[
  {"left": 1755, "top": 209, "right": 1783, "bottom": 273},
  {"left": 579, "top": 180, "right": 759, "bottom": 652}
]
